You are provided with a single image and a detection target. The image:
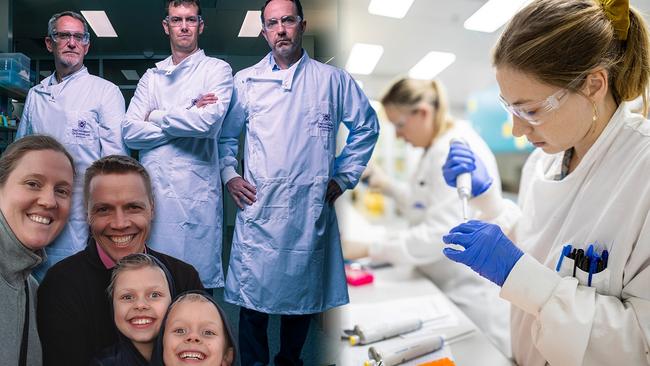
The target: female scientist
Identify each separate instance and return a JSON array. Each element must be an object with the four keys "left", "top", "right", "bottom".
[
  {"left": 0, "top": 135, "right": 75, "bottom": 366},
  {"left": 442, "top": 0, "right": 650, "bottom": 364},
  {"left": 350, "top": 78, "right": 512, "bottom": 354}
]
